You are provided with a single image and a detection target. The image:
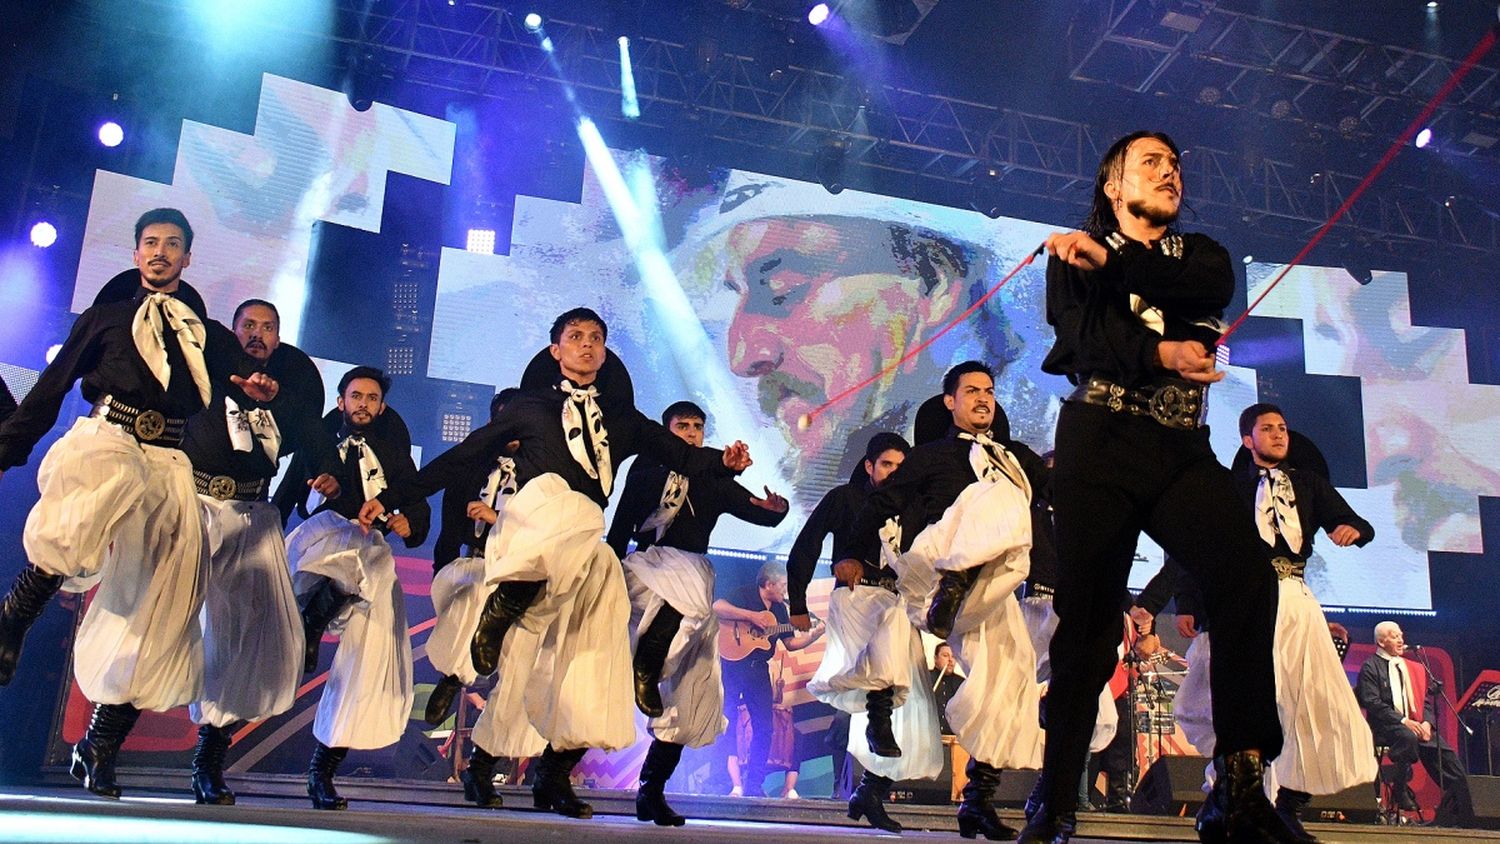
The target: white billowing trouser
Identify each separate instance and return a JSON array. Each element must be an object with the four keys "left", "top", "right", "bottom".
[
  {"left": 1177, "top": 577, "right": 1378, "bottom": 795},
  {"left": 810, "top": 581, "right": 944, "bottom": 782},
  {"left": 191, "top": 496, "right": 303, "bottom": 726},
  {"left": 895, "top": 478, "right": 1043, "bottom": 770},
  {"left": 623, "top": 545, "right": 728, "bottom": 748},
  {"left": 25, "top": 417, "right": 207, "bottom": 711},
  {"left": 469, "top": 473, "right": 635, "bottom": 757},
  {"left": 285, "top": 510, "right": 413, "bottom": 750},
  {"left": 1023, "top": 595, "right": 1119, "bottom": 755},
  {"left": 427, "top": 555, "right": 488, "bottom": 686}
]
